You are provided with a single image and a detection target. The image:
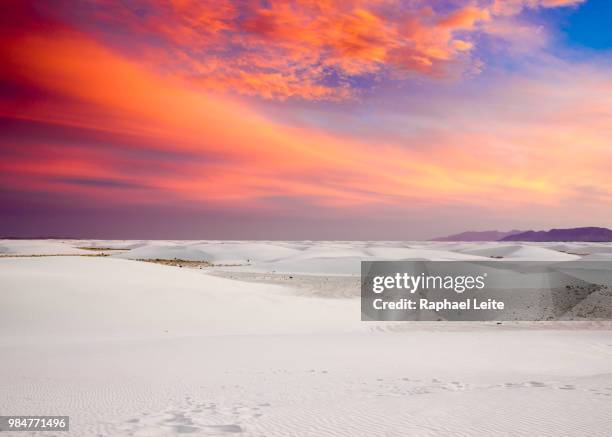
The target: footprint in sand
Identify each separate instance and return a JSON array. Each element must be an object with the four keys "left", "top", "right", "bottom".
[
  {"left": 205, "top": 424, "right": 243, "bottom": 433},
  {"left": 113, "top": 399, "right": 264, "bottom": 436},
  {"left": 524, "top": 381, "right": 547, "bottom": 388}
]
